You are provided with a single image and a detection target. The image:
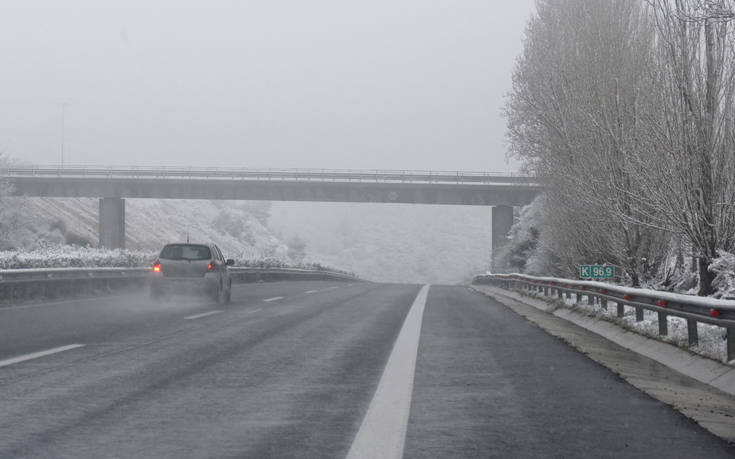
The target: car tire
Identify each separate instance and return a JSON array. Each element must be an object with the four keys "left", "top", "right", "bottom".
[
  {"left": 214, "top": 280, "right": 225, "bottom": 305},
  {"left": 224, "top": 281, "right": 232, "bottom": 304}
]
